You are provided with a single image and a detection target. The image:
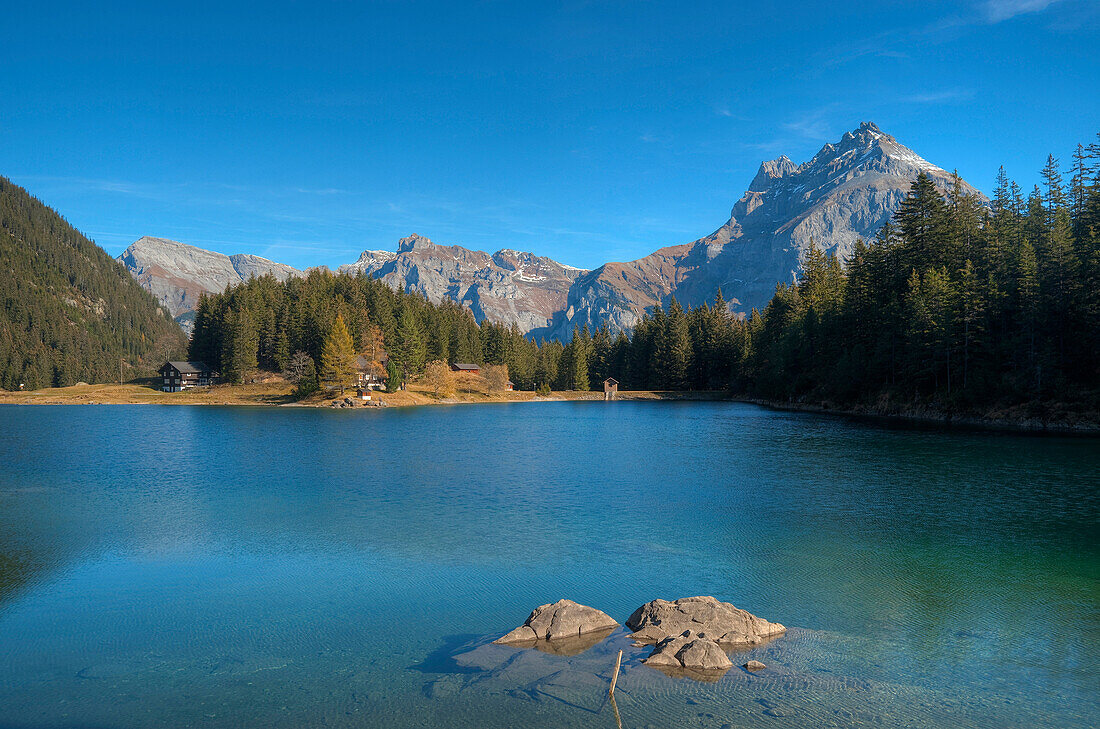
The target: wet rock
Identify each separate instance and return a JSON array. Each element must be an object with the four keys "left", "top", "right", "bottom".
[
  {"left": 494, "top": 599, "right": 618, "bottom": 646},
  {"left": 643, "top": 630, "right": 732, "bottom": 672},
  {"left": 626, "top": 596, "right": 786, "bottom": 645},
  {"left": 743, "top": 660, "right": 767, "bottom": 671}
]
